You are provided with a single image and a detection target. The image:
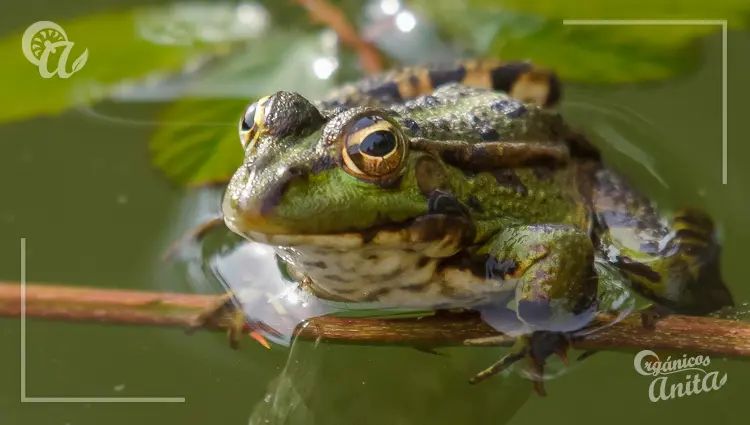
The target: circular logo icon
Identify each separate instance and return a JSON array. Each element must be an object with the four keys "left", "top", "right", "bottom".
[{"left": 21, "top": 21, "right": 88, "bottom": 79}]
